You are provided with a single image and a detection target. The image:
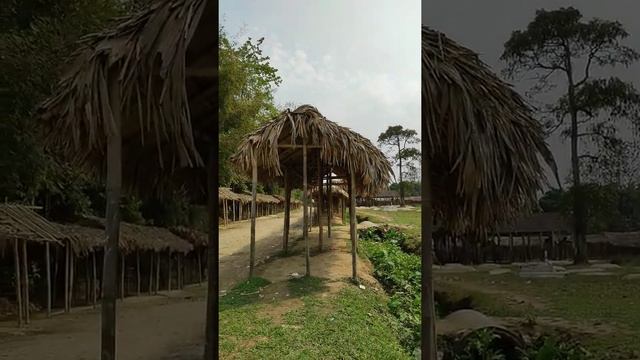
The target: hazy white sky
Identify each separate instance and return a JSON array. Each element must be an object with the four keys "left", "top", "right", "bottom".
[{"left": 220, "top": 0, "right": 421, "bottom": 147}]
